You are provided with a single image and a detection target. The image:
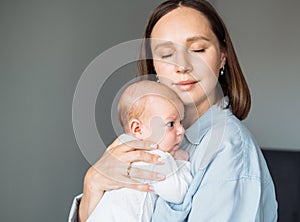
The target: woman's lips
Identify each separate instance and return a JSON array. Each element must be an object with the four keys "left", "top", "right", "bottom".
[{"left": 174, "top": 80, "right": 199, "bottom": 91}]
